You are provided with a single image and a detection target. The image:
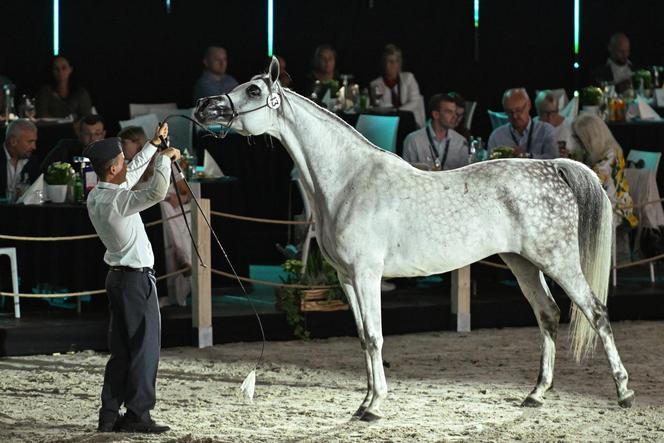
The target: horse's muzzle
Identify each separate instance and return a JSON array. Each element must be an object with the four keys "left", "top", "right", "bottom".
[{"left": 194, "top": 96, "right": 231, "bottom": 124}]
